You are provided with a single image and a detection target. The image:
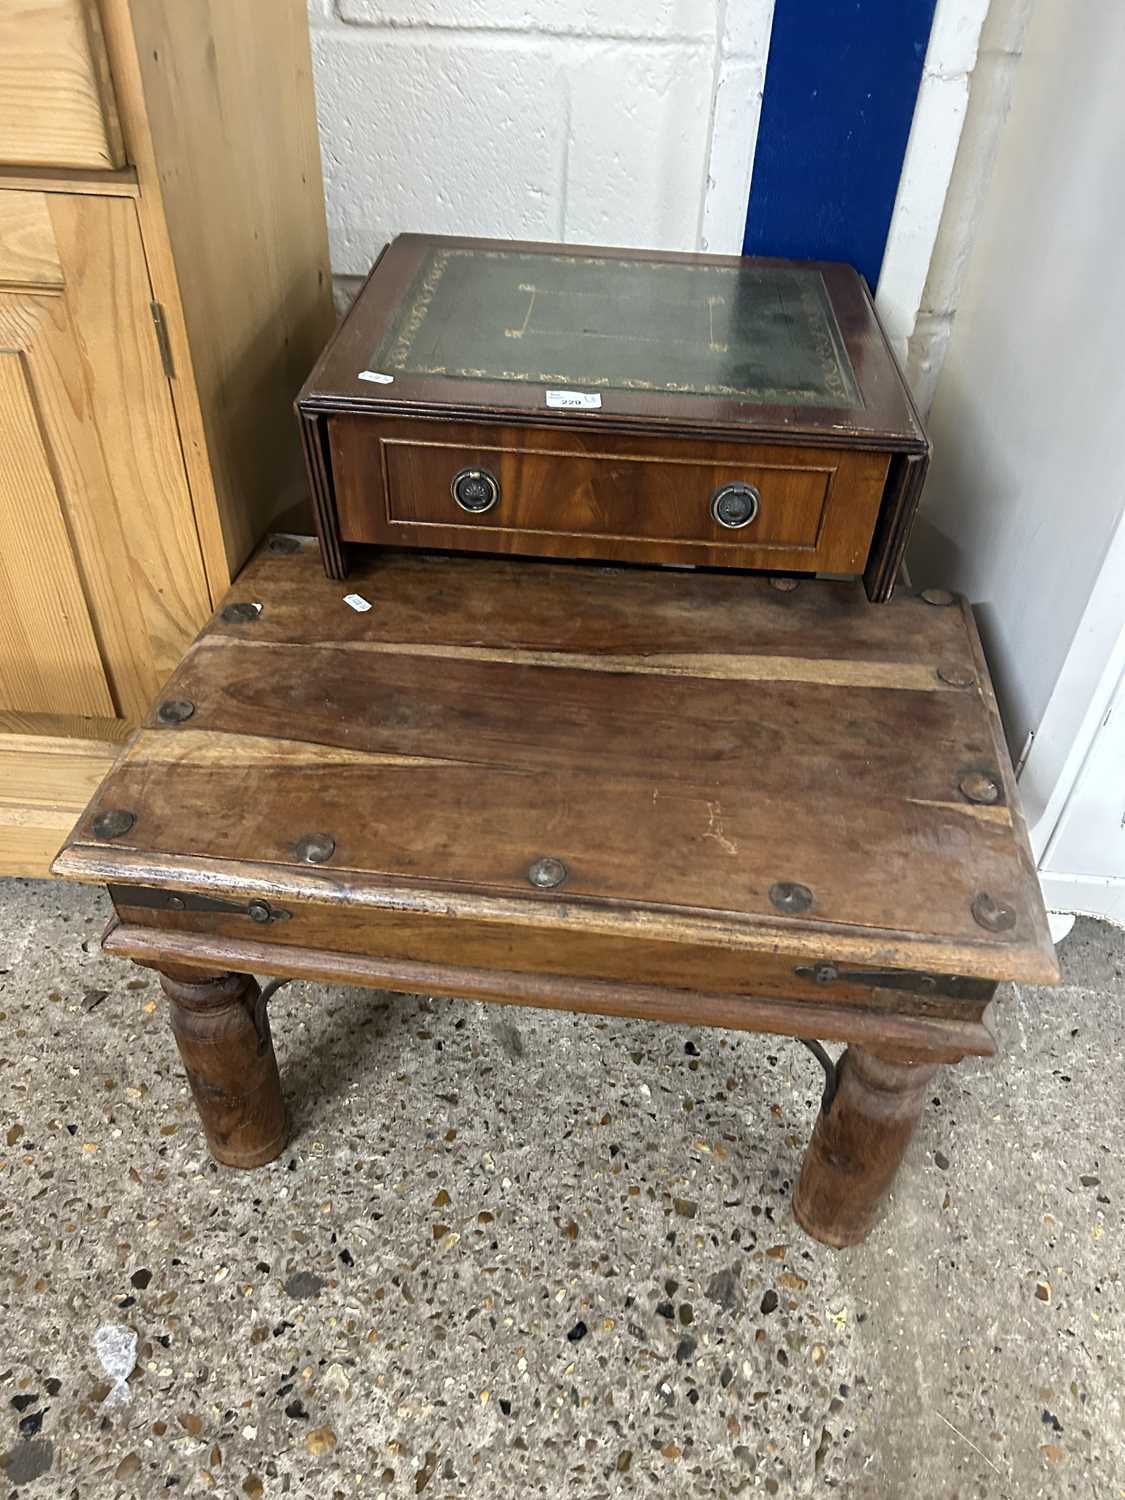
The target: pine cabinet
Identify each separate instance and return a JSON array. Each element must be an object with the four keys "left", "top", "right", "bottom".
[{"left": 0, "top": 0, "right": 334, "bottom": 874}]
